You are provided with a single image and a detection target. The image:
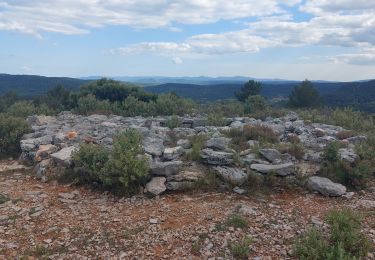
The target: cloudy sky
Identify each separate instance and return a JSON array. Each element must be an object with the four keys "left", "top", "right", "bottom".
[{"left": 0, "top": 0, "right": 374, "bottom": 81}]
